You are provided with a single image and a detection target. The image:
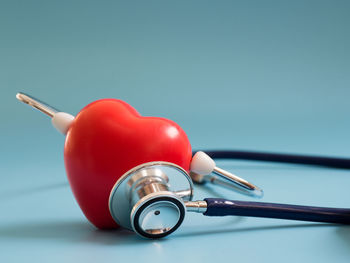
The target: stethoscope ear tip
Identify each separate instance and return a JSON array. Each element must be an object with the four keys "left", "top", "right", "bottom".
[
  {"left": 16, "top": 92, "right": 75, "bottom": 135},
  {"left": 190, "top": 151, "right": 264, "bottom": 198},
  {"left": 51, "top": 112, "right": 75, "bottom": 135}
]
